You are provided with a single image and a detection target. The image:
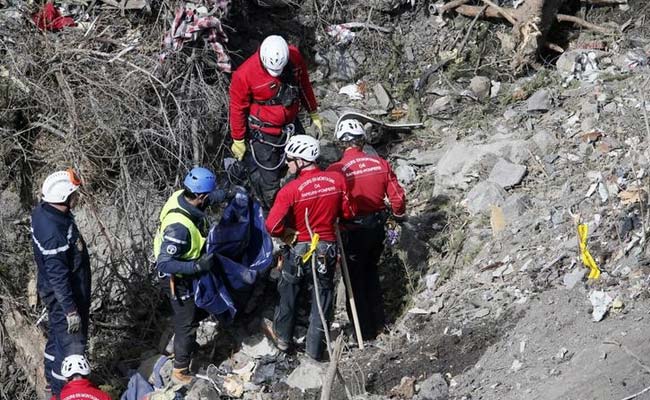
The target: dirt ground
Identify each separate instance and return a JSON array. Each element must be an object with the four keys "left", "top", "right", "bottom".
[{"left": 452, "top": 288, "right": 650, "bottom": 400}]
